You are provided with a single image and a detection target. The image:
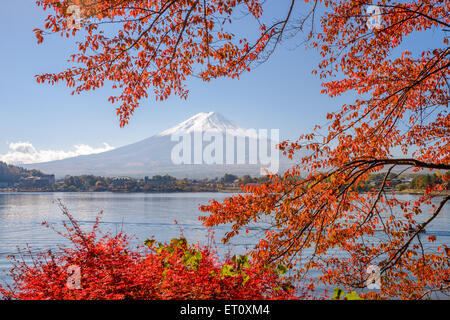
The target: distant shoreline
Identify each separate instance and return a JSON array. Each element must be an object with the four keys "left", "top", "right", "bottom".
[
  {"left": 1, "top": 189, "right": 448, "bottom": 196},
  {"left": 0, "top": 188, "right": 242, "bottom": 194},
  {"left": 385, "top": 189, "right": 450, "bottom": 196}
]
